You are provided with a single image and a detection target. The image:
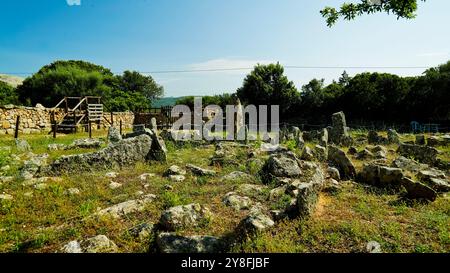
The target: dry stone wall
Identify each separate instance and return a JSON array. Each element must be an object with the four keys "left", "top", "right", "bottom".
[{"left": 0, "top": 105, "right": 134, "bottom": 135}]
